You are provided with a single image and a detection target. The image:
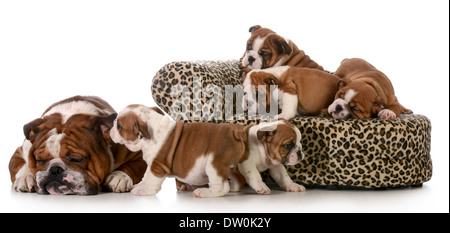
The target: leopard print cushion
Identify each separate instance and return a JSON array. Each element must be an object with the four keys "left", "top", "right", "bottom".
[{"left": 151, "top": 60, "right": 432, "bottom": 189}]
